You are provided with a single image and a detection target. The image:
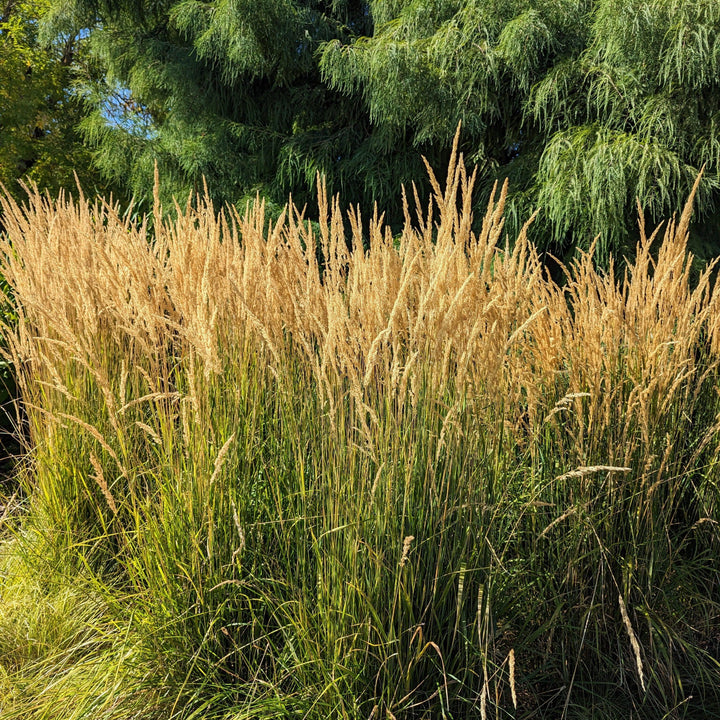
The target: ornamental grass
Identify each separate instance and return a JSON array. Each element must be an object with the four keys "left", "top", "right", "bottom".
[{"left": 0, "top": 138, "right": 718, "bottom": 718}]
